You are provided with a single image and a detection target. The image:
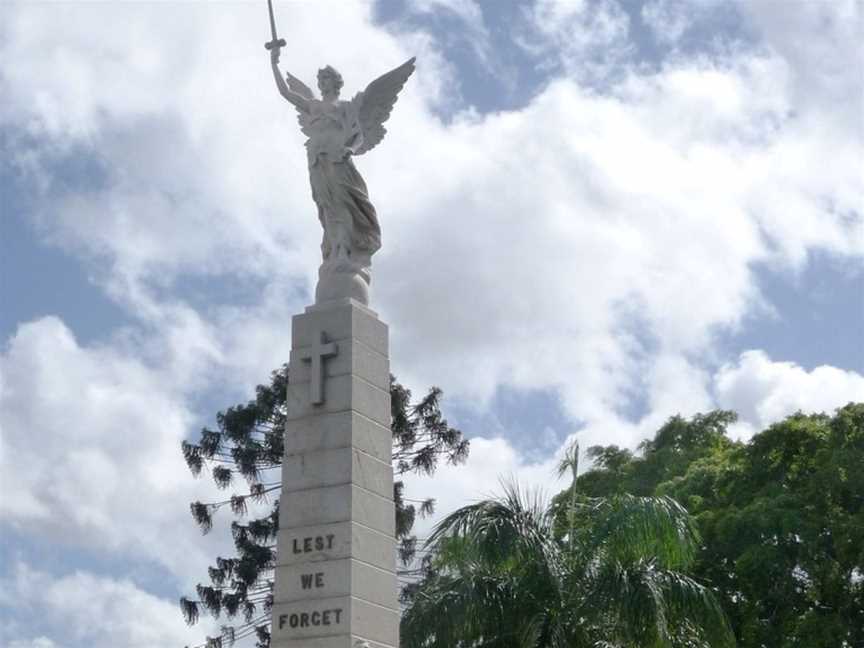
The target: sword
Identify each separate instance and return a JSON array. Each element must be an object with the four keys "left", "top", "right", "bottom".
[{"left": 264, "top": 0, "right": 286, "bottom": 51}]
